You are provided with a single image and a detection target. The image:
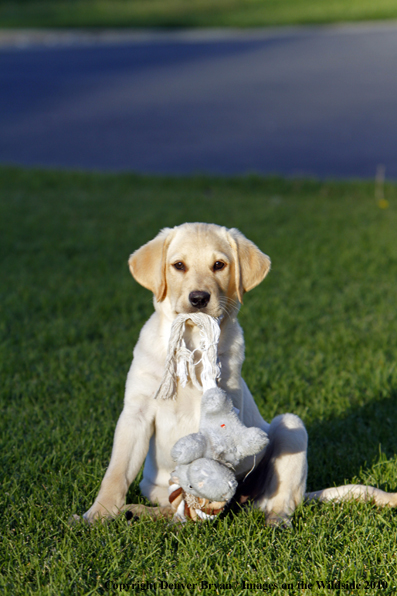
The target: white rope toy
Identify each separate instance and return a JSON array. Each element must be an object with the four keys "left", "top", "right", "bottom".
[{"left": 153, "top": 313, "right": 222, "bottom": 400}]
